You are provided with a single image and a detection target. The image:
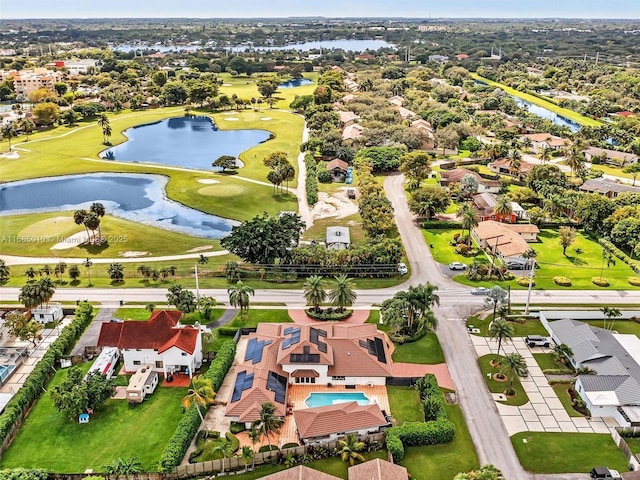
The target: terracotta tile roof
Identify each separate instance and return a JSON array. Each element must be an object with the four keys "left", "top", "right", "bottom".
[
  {"left": 395, "top": 105, "right": 416, "bottom": 119},
  {"left": 293, "top": 401, "right": 387, "bottom": 439},
  {"left": 342, "top": 124, "right": 364, "bottom": 140},
  {"left": 388, "top": 95, "right": 404, "bottom": 106},
  {"left": 291, "top": 369, "right": 320, "bottom": 378},
  {"left": 507, "top": 224, "right": 540, "bottom": 234},
  {"left": 489, "top": 158, "right": 534, "bottom": 174},
  {"left": 337, "top": 111, "right": 359, "bottom": 124},
  {"left": 261, "top": 466, "right": 341, "bottom": 480},
  {"left": 522, "top": 132, "right": 558, "bottom": 142},
  {"left": 326, "top": 159, "right": 349, "bottom": 171},
  {"left": 348, "top": 458, "right": 408, "bottom": 480},
  {"left": 440, "top": 168, "right": 500, "bottom": 188},
  {"left": 97, "top": 310, "right": 198, "bottom": 354},
  {"left": 473, "top": 221, "right": 531, "bottom": 258}
]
